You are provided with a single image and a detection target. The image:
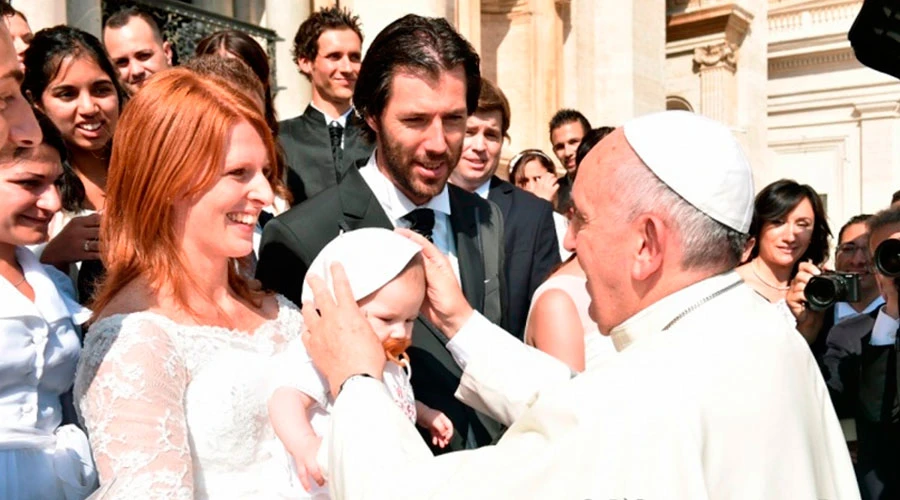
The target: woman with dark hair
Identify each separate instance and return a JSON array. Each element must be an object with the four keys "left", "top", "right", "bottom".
[
  {"left": 0, "top": 112, "right": 97, "bottom": 500},
  {"left": 509, "top": 149, "right": 570, "bottom": 260},
  {"left": 22, "top": 25, "right": 127, "bottom": 304},
  {"left": 195, "top": 30, "right": 277, "bottom": 135},
  {"left": 736, "top": 179, "right": 831, "bottom": 322}
]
